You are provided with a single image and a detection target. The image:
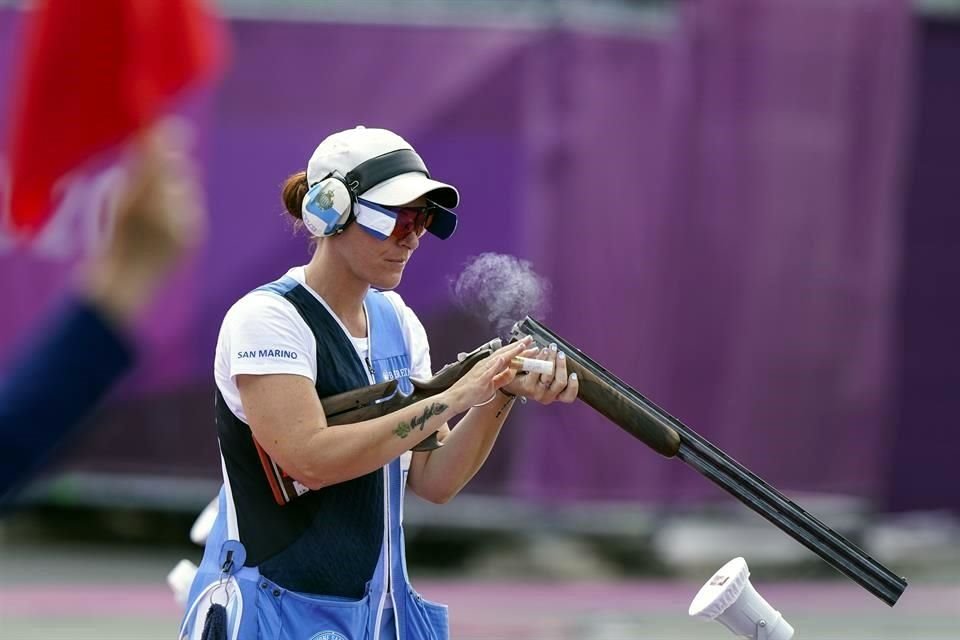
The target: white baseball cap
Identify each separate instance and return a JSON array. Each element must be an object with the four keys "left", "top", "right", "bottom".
[{"left": 306, "top": 125, "right": 459, "bottom": 209}]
